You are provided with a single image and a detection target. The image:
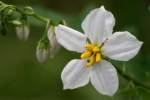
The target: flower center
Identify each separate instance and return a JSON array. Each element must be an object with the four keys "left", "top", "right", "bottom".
[{"left": 80, "top": 43, "right": 102, "bottom": 67}]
